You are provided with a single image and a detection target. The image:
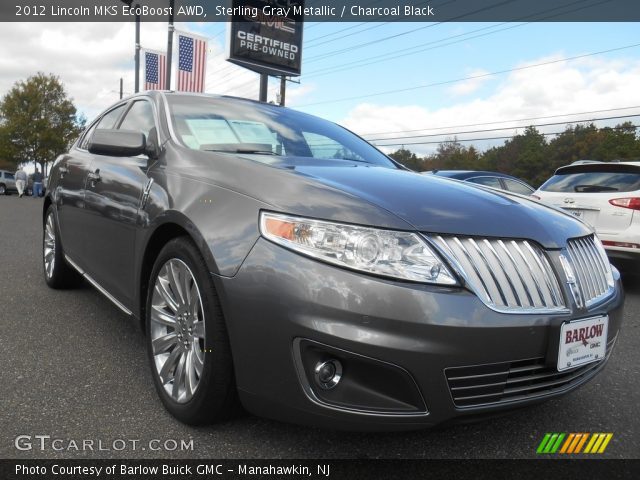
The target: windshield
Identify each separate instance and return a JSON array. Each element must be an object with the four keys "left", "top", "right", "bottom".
[
  {"left": 166, "top": 95, "right": 396, "bottom": 168},
  {"left": 540, "top": 171, "right": 640, "bottom": 193}
]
